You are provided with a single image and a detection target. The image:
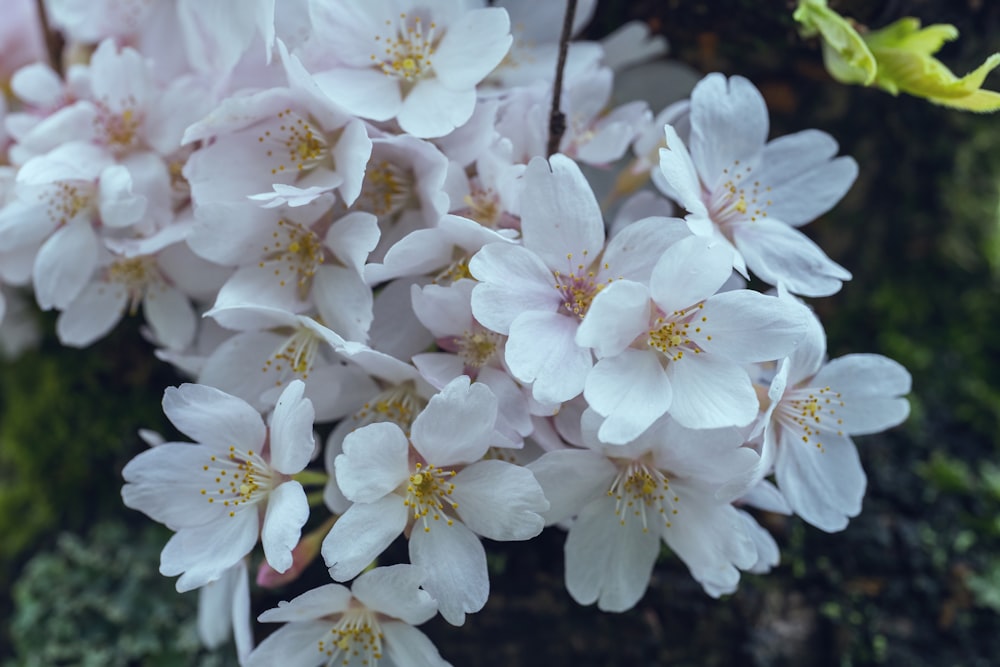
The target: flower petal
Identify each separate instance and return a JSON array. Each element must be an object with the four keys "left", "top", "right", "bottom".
[
  {"left": 322, "top": 494, "right": 407, "bottom": 581},
  {"left": 451, "top": 460, "right": 547, "bottom": 540},
  {"left": 261, "top": 481, "right": 309, "bottom": 573}
]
